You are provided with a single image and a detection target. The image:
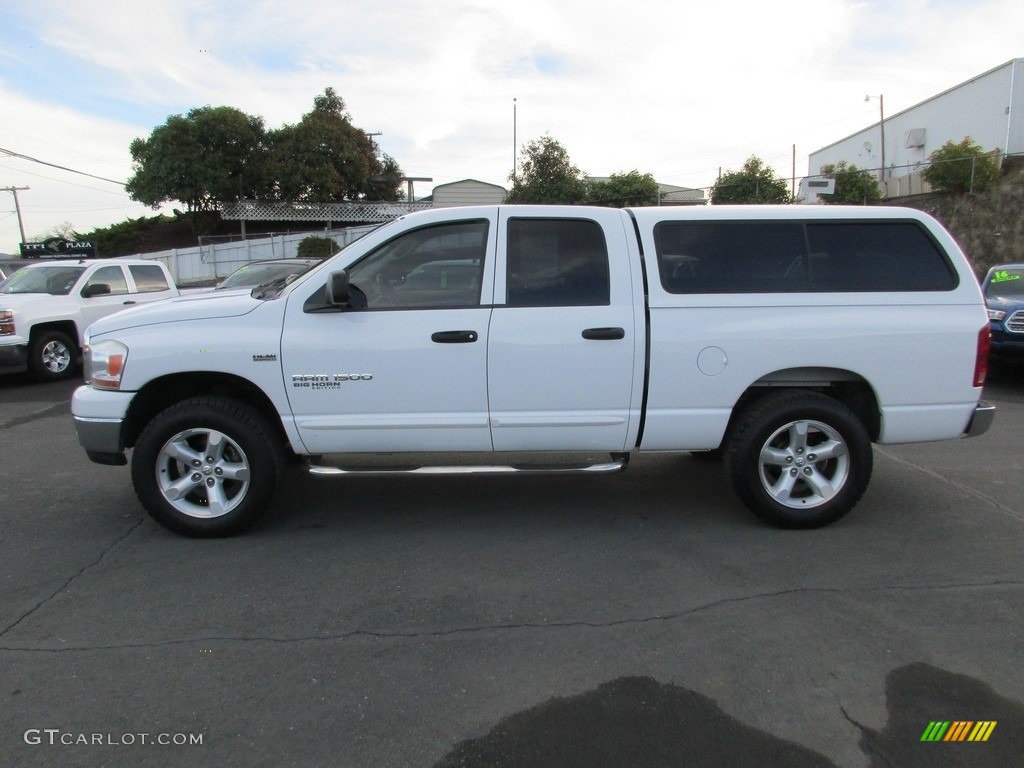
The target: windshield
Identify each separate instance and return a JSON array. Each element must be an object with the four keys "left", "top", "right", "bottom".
[
  {"left": 986, "top": 268, "right": 1024, "bottom": 297},
  {"left": 218, "top": 262, "right": 314, "bottom": 290},
  {"left": 0, "top": 265, "right": 86, "bottom": 295}
]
